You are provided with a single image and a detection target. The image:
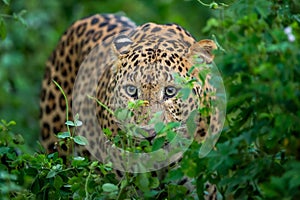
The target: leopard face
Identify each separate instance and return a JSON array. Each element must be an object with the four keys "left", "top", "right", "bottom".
[{"left": 101, "top": 33, "right": 214, "bottom": 142}]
